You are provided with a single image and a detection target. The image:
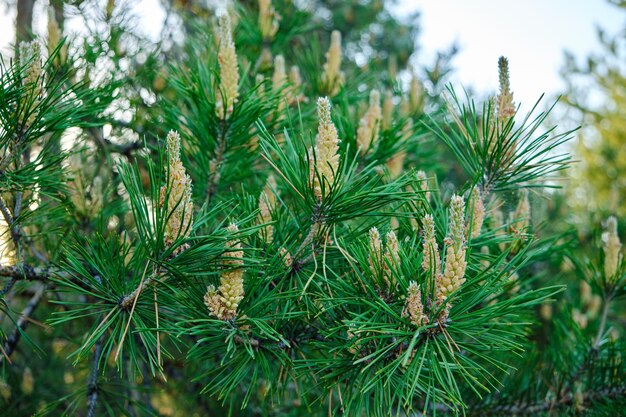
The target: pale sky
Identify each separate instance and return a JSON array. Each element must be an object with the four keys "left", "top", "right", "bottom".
[
  {"left": 1, "top": 0, "right": 624, "bottom": 110},
  {"left": 395, "top": 0, "right": 625, "bottom": 109}
]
